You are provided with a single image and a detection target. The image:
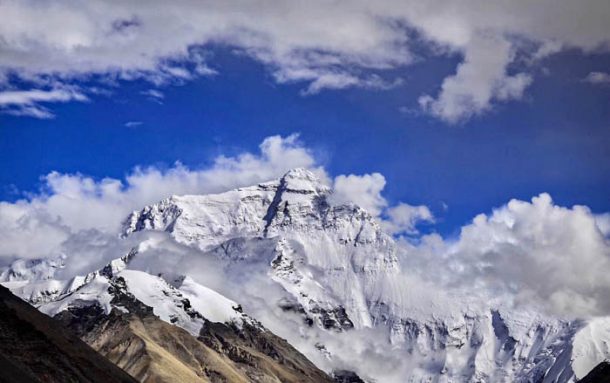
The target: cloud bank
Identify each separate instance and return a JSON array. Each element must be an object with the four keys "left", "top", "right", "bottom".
[
  {"left": 401, "top": 193, "right": 610, "bottom": 317},
  {"left": 1, "top": 1, "right": 609, "bottom": 121},
  {"left": 1, "top": 134, "right": 609, "bottom": 318}
]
